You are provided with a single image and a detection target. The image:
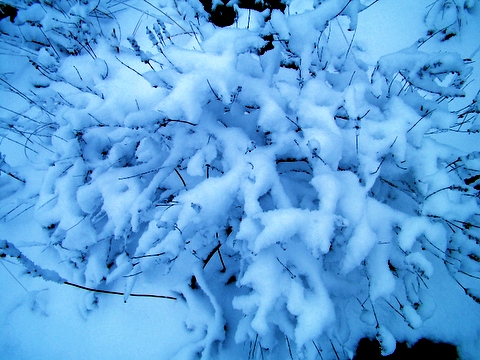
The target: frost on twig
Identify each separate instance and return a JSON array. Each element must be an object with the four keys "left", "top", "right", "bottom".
[
  {"left": 0, "top": 239, "right": 66, "bottom": 283},
  {"left": 0, "top": 239, "right": 176, "bottom": 300}
]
